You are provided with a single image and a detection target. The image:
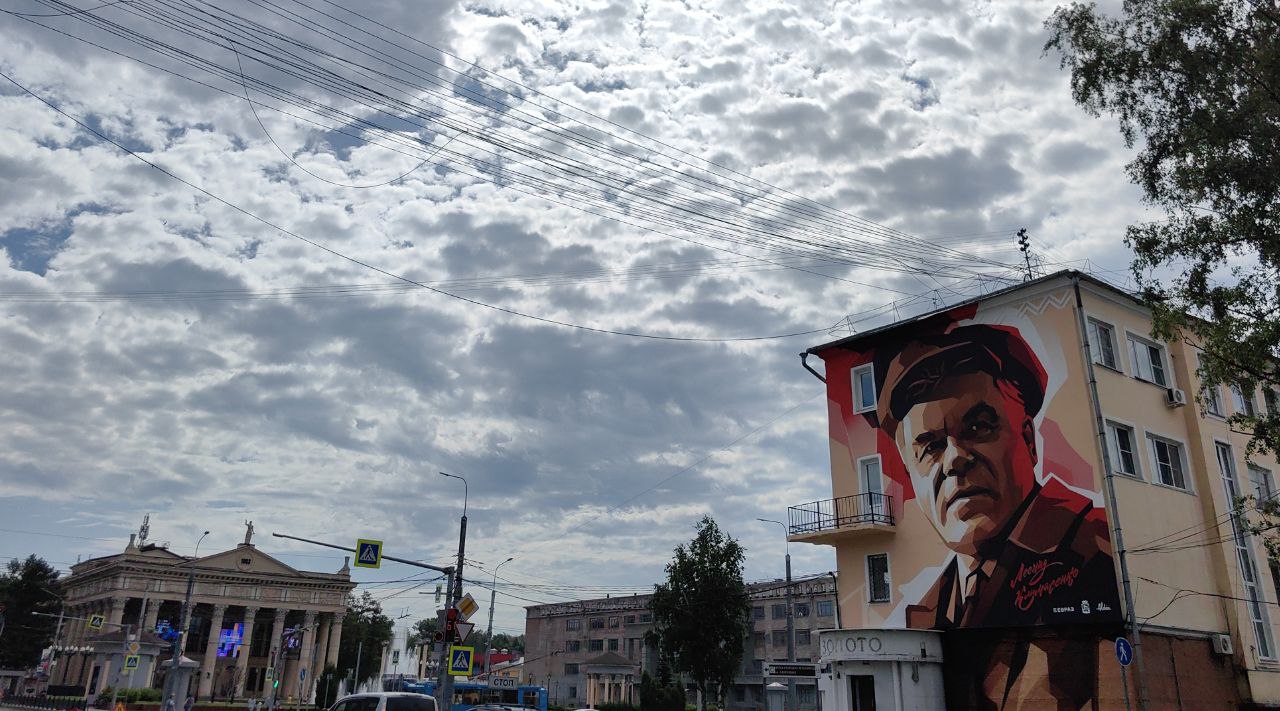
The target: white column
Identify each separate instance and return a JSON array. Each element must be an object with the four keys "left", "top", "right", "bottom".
[
  {"left": 235, "top": 607, "right": 259, "bottom": 699},
  {"left": 198, "top": 604, "right": 227, "bottom": 699}
]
